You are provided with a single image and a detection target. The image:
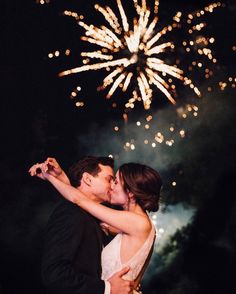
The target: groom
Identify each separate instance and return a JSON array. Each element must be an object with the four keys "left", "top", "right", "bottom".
[{"left": 29, "top": 156, "right": 133, "bottom": 294}]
